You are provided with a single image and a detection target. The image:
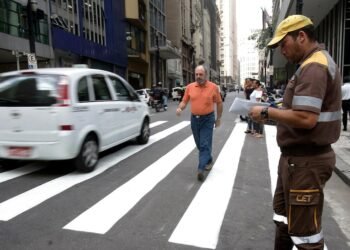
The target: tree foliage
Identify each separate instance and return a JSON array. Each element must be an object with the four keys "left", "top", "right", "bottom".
[{"left": 248, "top": 26, "right": 273, "bottom": 50}]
